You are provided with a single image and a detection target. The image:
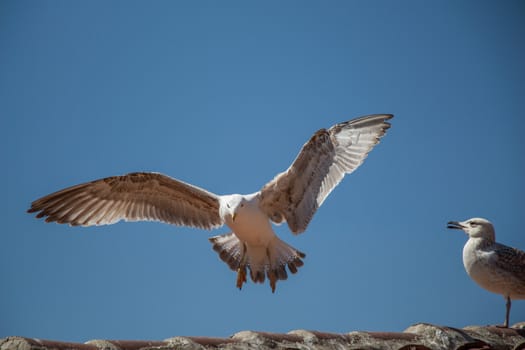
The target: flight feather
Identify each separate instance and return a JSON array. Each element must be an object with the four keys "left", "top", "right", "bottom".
[
  {"left": 28, "top": 172, "right": 222, "bottom": 229},
  {"left": 259, "top": 114, "right": 392, "bottom": 234}
]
